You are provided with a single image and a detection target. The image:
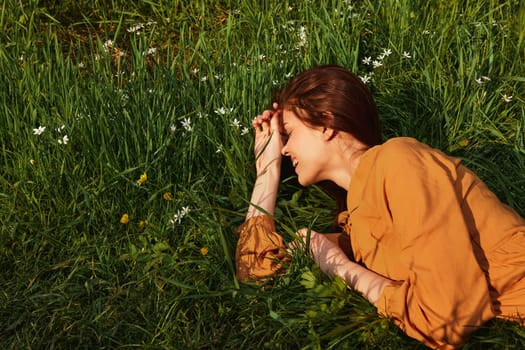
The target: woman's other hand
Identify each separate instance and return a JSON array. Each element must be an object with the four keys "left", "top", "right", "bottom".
[
  {"left": 295, "top": 228, "right": 349, "bottom": 277},
  {"left": 294, "top": 228, "right": 394, "bottom": 304}
]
